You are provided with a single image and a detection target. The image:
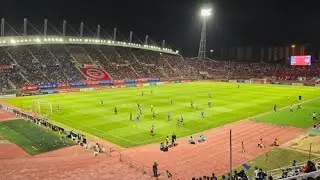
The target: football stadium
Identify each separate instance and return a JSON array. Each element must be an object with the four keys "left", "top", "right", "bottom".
[{"left": 1, "top": 3, "right": 320, "bottom": 180}]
